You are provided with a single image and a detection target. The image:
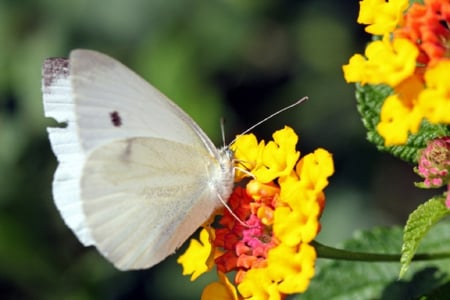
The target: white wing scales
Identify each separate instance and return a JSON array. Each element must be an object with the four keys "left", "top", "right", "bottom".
[
  {"left": 42, "top": 49, "right": 234, "bottom": 270},
  {"left": 81, "top": 138, "right": 220, "bottom": 270},
  {"left": 43, "top": 58, "right": 95, "bottom": 245},
  {"left": 69, "top": 50, "right": 217, "bottom": 154}
]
